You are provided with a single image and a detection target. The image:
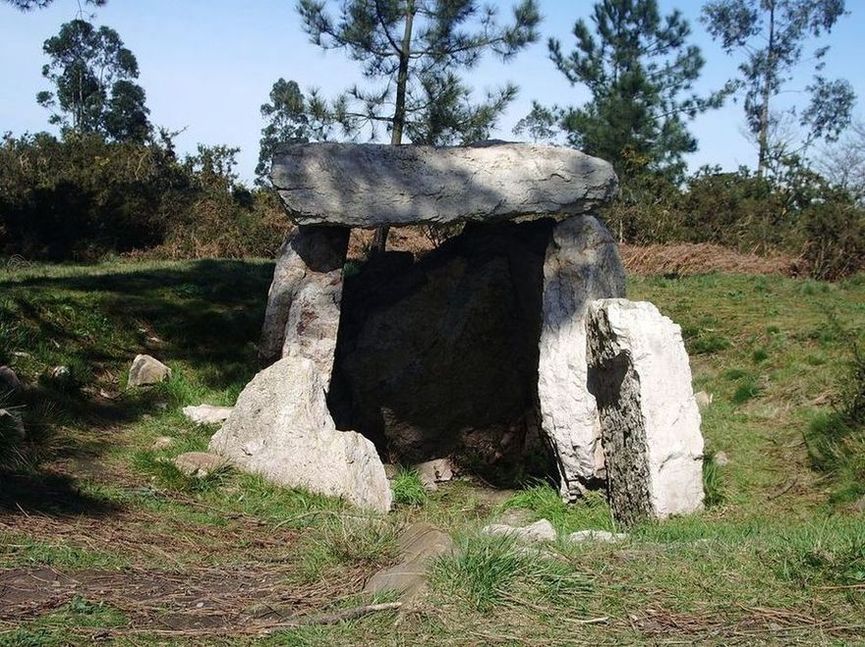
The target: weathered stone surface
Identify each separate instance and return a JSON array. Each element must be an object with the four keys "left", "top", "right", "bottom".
[
  {"left": 415, "top": 458, "right": 456, "bottom": 491},
  {"left": 713, "top": 451, "right": 730, "bottom": 467},
  {"left": 329, "top": 221, "right": 554, "bottom": 483},
  {"left": 567, "top": 529, "right": 628, "bottom": 544},
  {"left": 271, "top": 143, "right": 618, "bottom": 227},
  {"left": 364, "top": 522, "right": 454, "bottom": 600},
  {"left": 695, "top": 391, "right": 713, "bottom": 409},
  {"left": 128, "top": 355, "right": 171, "bottom": 387},
  {"left": 0, "top": 366, "right": 22, "bottom": 394},
  {"left": 482, "top": 519, "right": 557, "bottom": 543},
  {"left": 182, "top": 404, "right": 234, "bottom": 426},
  {"left": 173, "top": 452, "right": 227, "bottom": 477},
  {"left": 209, "top": 355, "right": 391, "bottom": 513},
  {"left": 587, "top": 299, "right": 704, "bottom": 526},
  {"left": 259, "top": 225, "right": 350, "bottom": 370},
  {"left": 151, "top": 436, "right": 174, "bottom": 451},
  {"left": 537, "top": 216, "right": 625, "bottom": 500}
]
